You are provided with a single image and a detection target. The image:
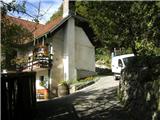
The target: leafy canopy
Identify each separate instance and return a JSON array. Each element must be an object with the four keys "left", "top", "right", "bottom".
[
  {"left": 1, "top": 0, "right": 33, "bottom": 70},
  {"left": 47, "top": 4, "right": 63, "bottom": 23},
  {"left": 76, "top": 1, "right": 160, "bottom": 56}
]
